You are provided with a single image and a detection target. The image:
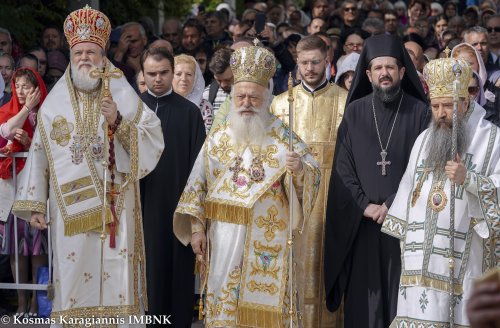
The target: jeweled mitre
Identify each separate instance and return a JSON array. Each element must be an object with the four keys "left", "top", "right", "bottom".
[
  {"left": 64, "top": 5, "right": 111, "bottom": 49},
  {"left": 423, "top": 57, "right": 472, "bottom": 99},
  {"left": 230, "top": 44, "right": 276, "bottom": 87}
]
